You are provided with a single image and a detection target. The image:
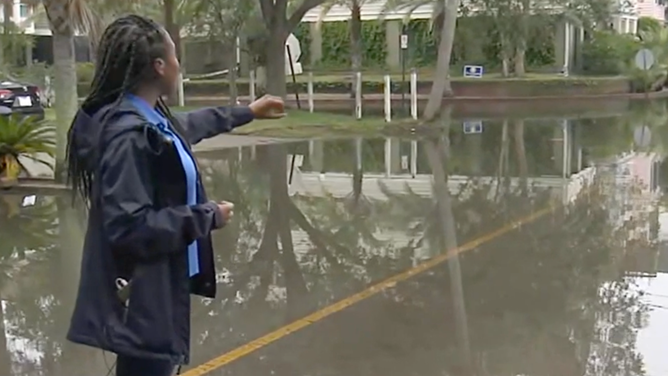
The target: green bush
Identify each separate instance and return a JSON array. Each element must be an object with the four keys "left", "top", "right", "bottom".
[
  {"left": 306, "top": 20, "right": 388, "bottom": 69},
  {"left": 638, "top": 17, "right": 663, "bottom": 35},
  {"left": 76, "top": 62, "right": 96, "bottom": 83},
  {"left": 296, "top": 15, "right": 556, "bottom": 71},
  {"left": 582, "top": 31, "right": 641, "bottom": 75}
]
